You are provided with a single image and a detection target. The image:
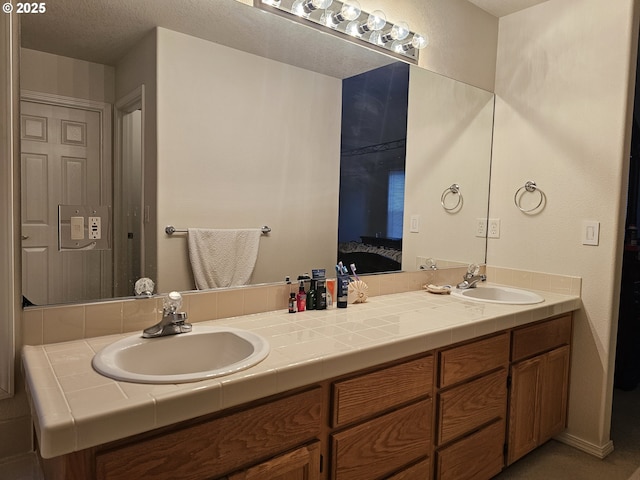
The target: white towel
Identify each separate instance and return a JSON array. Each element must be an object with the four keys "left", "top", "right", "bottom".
[{"left": 188, "top": 228, "right": 261, "bottom": 289}]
